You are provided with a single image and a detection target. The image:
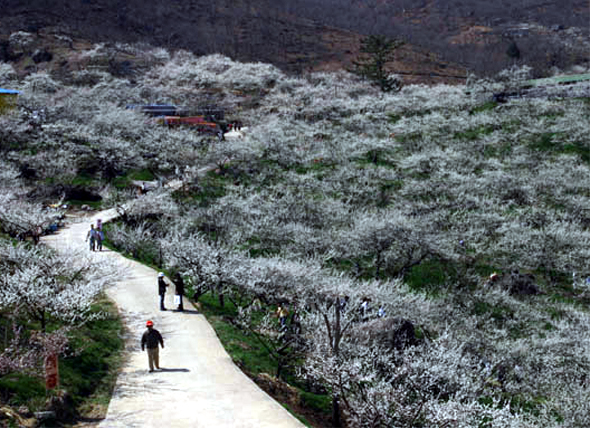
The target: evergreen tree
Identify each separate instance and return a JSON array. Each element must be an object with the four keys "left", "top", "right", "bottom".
[
  {"left": 353, "top": 35, "right": 404, "bottom": 92},
  {"left": 506, "top": 40, "right": 521, "bottom": 60}
]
